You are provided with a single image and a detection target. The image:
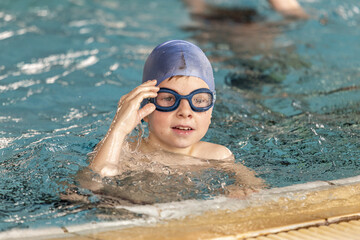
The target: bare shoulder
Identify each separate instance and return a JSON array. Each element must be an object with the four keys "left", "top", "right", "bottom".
[{"left": 194, "top": 141, "right": 233, "bottom": 160}]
